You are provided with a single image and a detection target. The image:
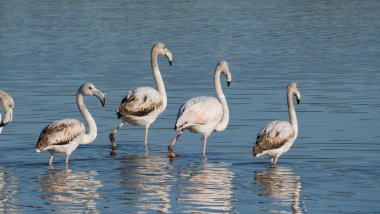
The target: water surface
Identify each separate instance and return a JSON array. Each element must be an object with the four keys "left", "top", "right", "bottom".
[{"left": 0, "top": 0, "right": 379, "bottom": 213}]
